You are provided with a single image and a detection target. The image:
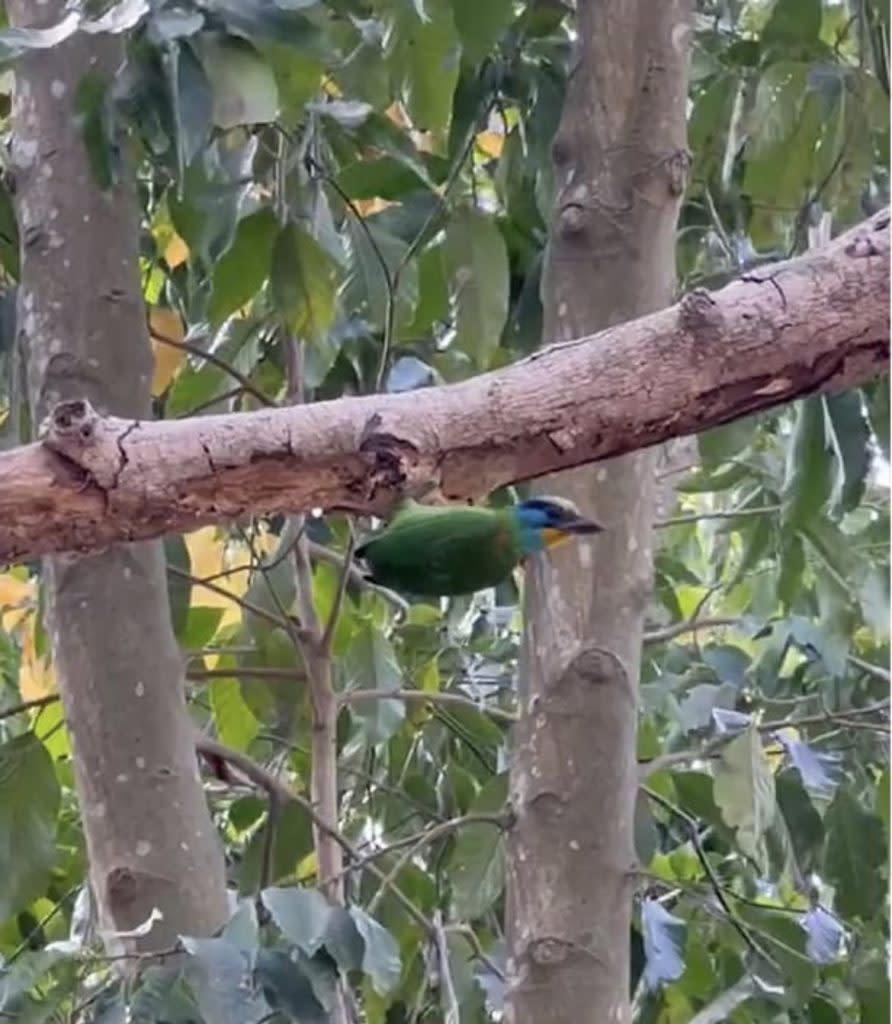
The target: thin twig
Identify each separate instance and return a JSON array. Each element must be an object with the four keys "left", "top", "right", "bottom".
[
  {"left": 641, "top": 784, "right": 778, "bottom": 967},
  {"left": 655, "top": 505, "right": 780, "bottom": 529},
  {"left": 433, "top": 911, "right": 461, "bottom": 1024},
  {"left": 338, "top": 688, "right": 517, "bottom": 724},
  {"left": 642, "top": 617, "right": 740, "bottom": 645},
  {"left": 340, "top": 812, "right": 508, "bottom": 881},
  {"left": 320, "top": 531, "right": 357, "bottom": 656},
  {"left": 0, "top": 693, "right": 59, "bottom": 722},
  {"left": 166, "top": 564, "right": 305, "bottom": 638},
  {"left": 638, "top": 698, "right": 890, "bottom": 779},
  {"left": 193, "top": 734, "right": 434, "bottom": 934},
  {"left": 187, "top": 667, "right": 308, "bottom": 683},
  {"left": 151, "top": 327, "right": 274, "bottom": 408}
]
